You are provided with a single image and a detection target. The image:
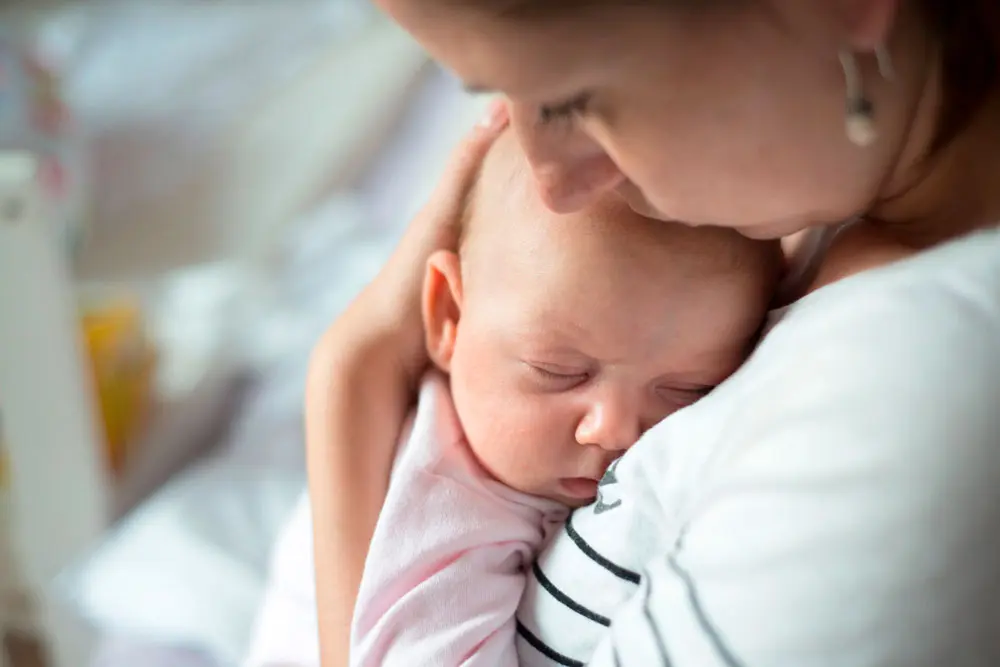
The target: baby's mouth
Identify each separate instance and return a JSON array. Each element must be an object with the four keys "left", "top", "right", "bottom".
[{"left": 558, "top": 477, "right": 600, "bottom": 500}]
